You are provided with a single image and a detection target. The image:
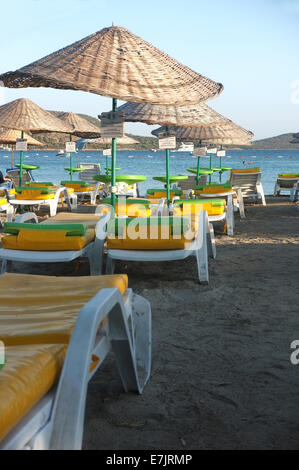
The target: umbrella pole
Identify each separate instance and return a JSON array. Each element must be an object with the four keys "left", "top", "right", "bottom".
[
  {"left": 209, "top": 153, "right": 212, "bottom": 183},
  {"left": 19, "top": 130, "right": 24, "bottom": 187},
  {"left": 218, "top": 144, "right": 222, "bottom": 183},
  {"left": 69, "top": 133, "right": 73, "bottom": 181},
  {"left": 111, "top": 98, "right": 117, "bottom": 209},
  {"left": 12, "top": 147, "right": 14, "bottom": 167},
  {"left": 196, "top": 139, "right": 202, "bottom": 186},
  {"left": 165, "top": 126, "right": 170, "bottom": 207},
  {"left": 196, "top": 156, "right": 201, "bottom": 186}
]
